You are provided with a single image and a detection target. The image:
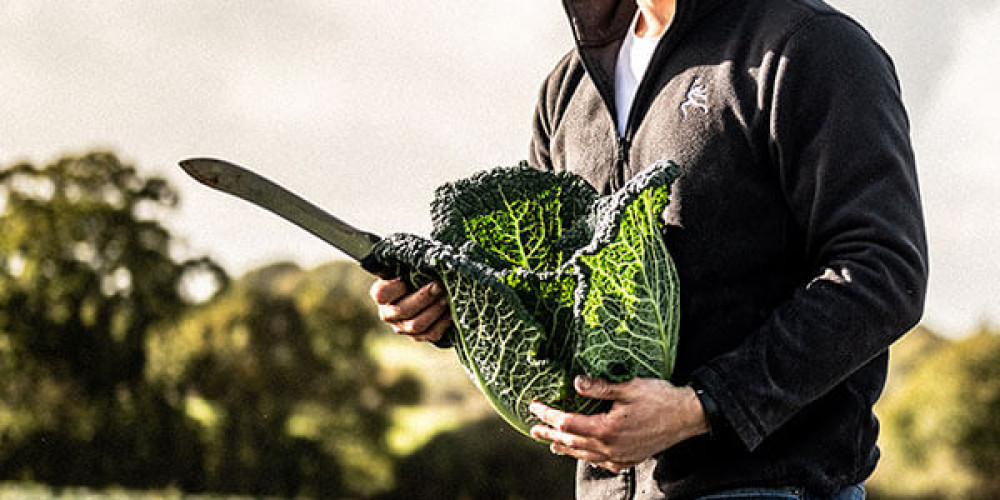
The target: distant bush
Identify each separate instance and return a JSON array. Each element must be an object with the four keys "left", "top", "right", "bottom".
[
  {"left": 0, "top": 152, "right": 224, "bottom": 490},
  {"left": 871, "top": 325, "right": 1000, "bottom": 500},
  {"left": 378, "top": 416, "right": 576, "bottom": 500},
  {"left": 0, "top": 153, "right": 415, "bottom": 499},
  {"left": 0, "top": 482, "right": 285, "bottom": 499},
  {"left": 147, "top": 261, "right": 419, "bottom": 498}
]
